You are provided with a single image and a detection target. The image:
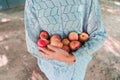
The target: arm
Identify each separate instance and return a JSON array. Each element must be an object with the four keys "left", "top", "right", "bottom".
[
  {"left": 24, "top": 0, "right": 42, "bottom": 58},
  {"left": 72, "top": 0, "right": 107, "bottom": 62},
  {"left": 24, "top": 0, "right": 75, "bottom": 64},
  {"left": 38, "top": 45, "right": 76, "bottom": 65}
]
